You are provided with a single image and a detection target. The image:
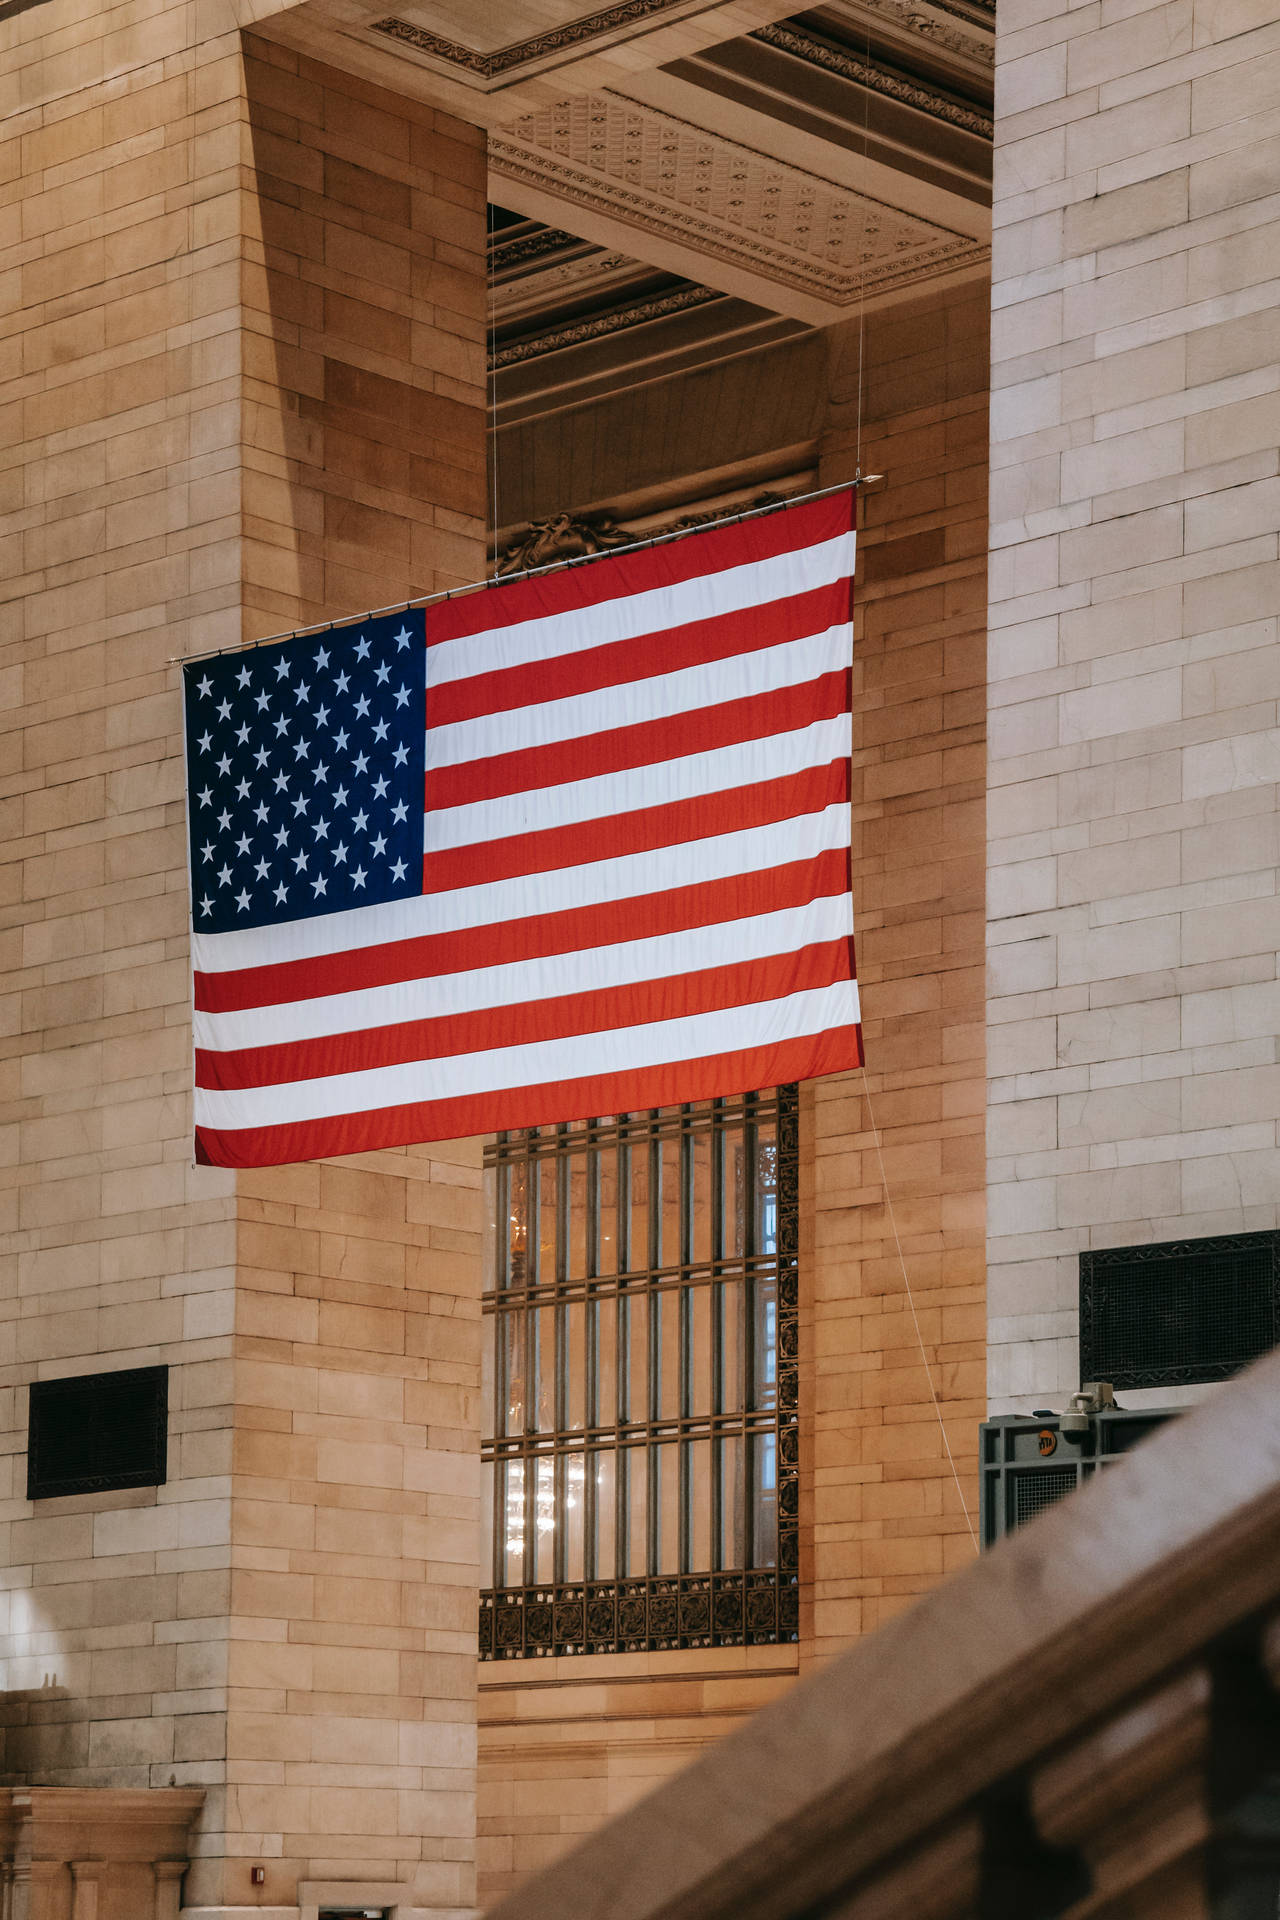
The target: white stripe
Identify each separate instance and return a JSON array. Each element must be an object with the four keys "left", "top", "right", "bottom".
[
  {"left": 195, "top": 892, "right": 856, "bottom": 1054},
  {"left": 425, "top": 714, "right": 851, "bottom": 856},
  {"left": 428, "top": 531, "right": 856, "bottom": 689},
  {"left": 194, "top": 799, "right": 852, "bottom": 978},
  {"left": 426, "top": 623, "right": 850, "bottom": 770},
  {"left": 194, "top": 979, "right": 862, "bottom": 1132}
]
